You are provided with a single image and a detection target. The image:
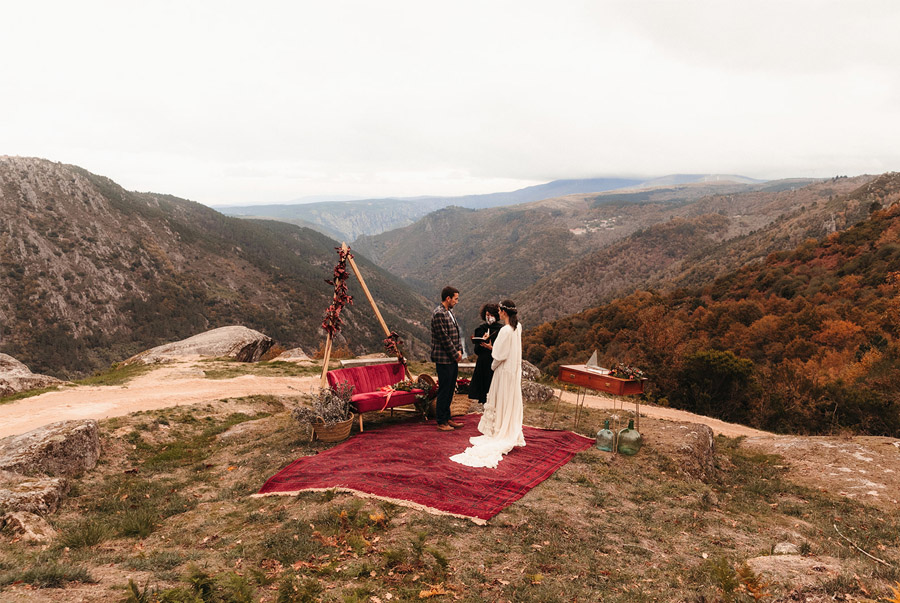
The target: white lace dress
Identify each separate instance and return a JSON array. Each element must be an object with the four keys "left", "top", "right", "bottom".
[{"left": 450, "top": 322, "right": 525, "bottom": 468}]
